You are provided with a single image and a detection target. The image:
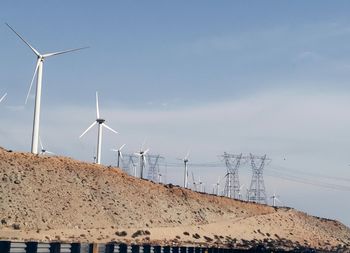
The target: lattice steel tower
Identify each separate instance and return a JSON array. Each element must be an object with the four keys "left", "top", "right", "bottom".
[
  {"left": 223, "top": 152, "right": 242, "bottom": 199},
  {"left": 147, "top": 154, "right": 164, "bottom": 182},
  {"left": 248, "top": 153, "right": 269, "bottom": 204}
]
